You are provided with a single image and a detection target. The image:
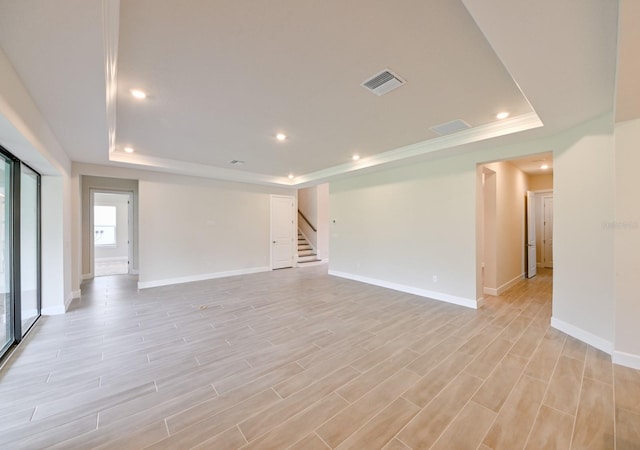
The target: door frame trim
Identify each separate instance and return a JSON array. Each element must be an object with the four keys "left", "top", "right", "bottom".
[{"left": 89, "top": 189, "right": 135, "bottom": 278}]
